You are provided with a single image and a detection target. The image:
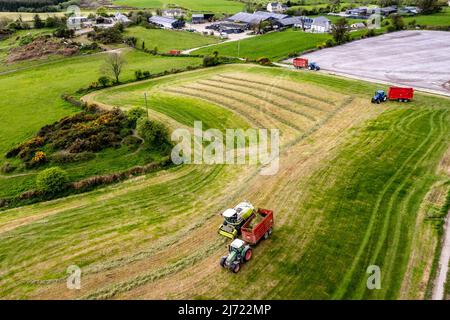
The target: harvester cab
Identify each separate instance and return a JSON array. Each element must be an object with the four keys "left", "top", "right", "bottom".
[
  {"left": 219, "top": 238, "right": 252, "bottom": 273},
  {"left": 371, "top": 90, "right": 387, "bottom": 104},
  {"left": 218, "top": 201, "right": 255, "bottom": 239},
  {"left": 308, "top": 62, "right": 320, "bottom": 71}
]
